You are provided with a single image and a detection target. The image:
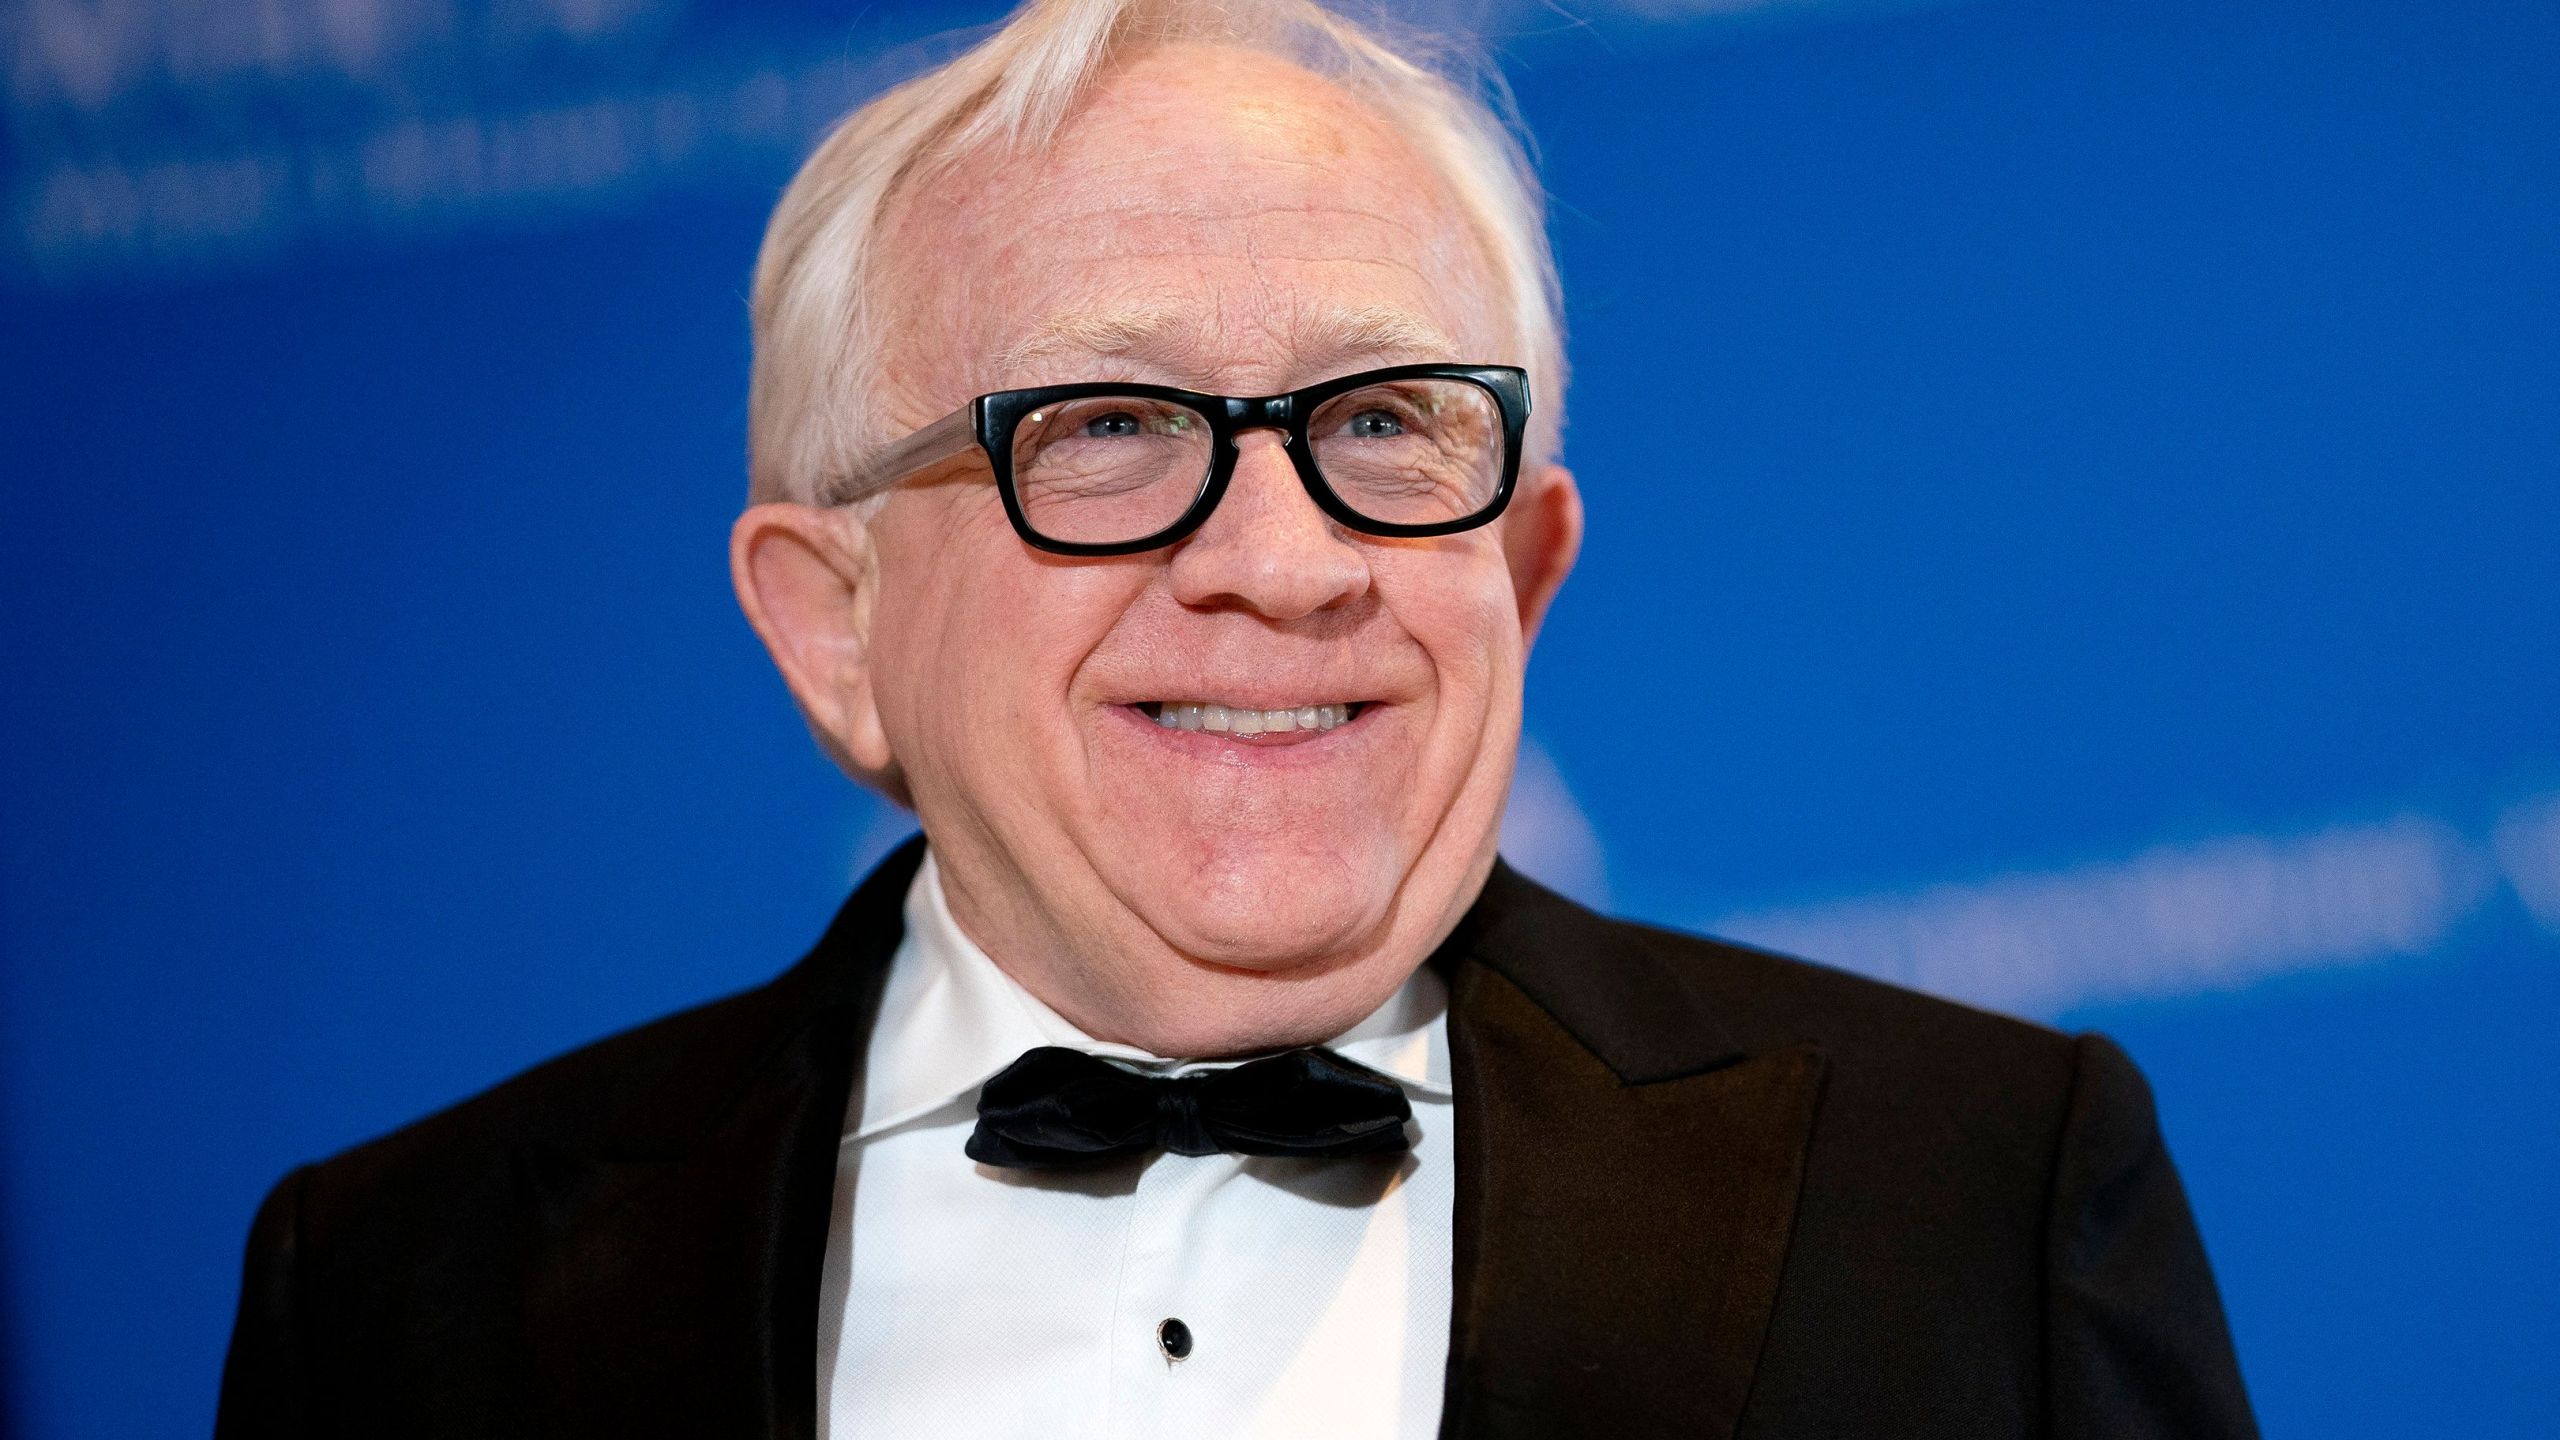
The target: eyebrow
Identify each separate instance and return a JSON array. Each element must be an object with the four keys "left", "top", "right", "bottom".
[
  {"left": 993, "top": 303, "right": 1191, "bottom": 375},
  {"left": 991, "top": 302, "right": 1461, "bottom": 383},
  {"left": 1311, "top": 304, "right": 1462, "bottom": 363}
]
